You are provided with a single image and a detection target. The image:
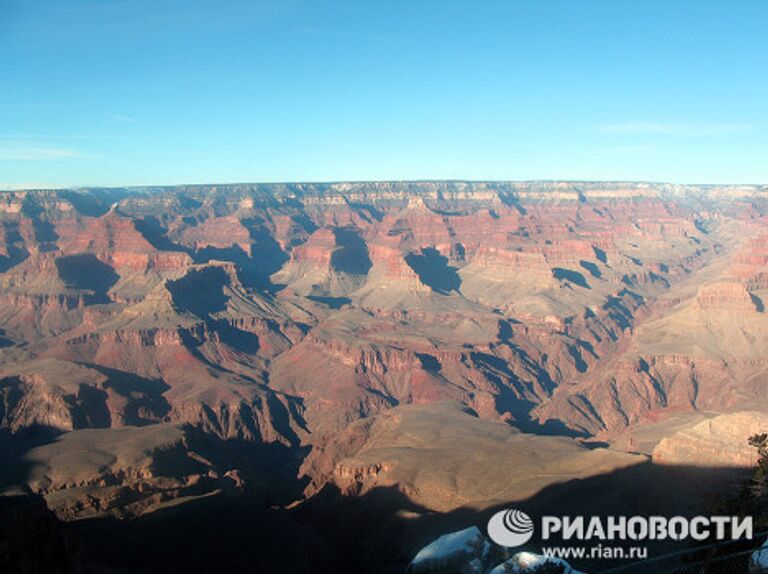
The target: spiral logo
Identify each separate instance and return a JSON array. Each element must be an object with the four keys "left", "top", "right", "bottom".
[{"left": 487, "top": 509, "right": 534, "bottom": 547}]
